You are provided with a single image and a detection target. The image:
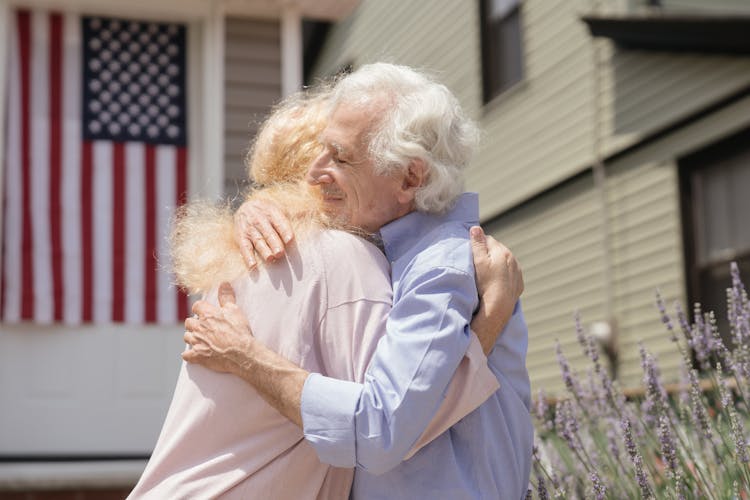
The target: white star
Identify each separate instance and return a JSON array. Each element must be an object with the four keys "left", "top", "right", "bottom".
[{"left": 89, "top": 120, "right": 102, "bottom": 133}]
